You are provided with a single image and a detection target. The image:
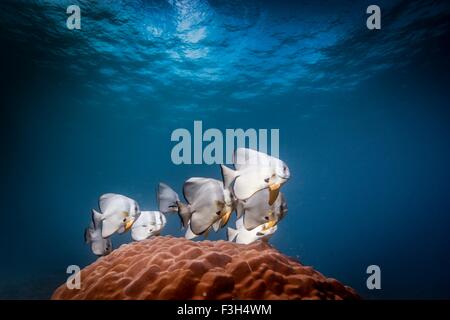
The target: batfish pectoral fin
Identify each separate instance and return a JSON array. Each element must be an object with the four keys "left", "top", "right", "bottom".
[
  {"left": 212, "top": 219, "right": 221, "bottom": 232},
  {"left": 102, "top": 217, "right": 122, "bottom": 238},
  {"left": 124, "top": 218, "right": 134, "bottom": 231},
  {"left": 220, "top": 209, "right": 232, "bottom": 228}
]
